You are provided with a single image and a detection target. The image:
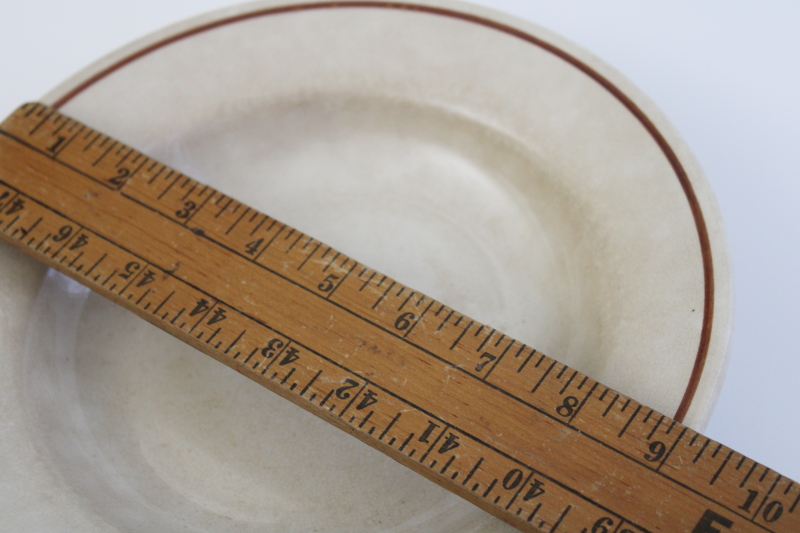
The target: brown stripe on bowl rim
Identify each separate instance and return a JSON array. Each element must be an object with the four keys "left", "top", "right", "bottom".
[{"left": 51, "top": 1, "right": 714, "bottom": 423}]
